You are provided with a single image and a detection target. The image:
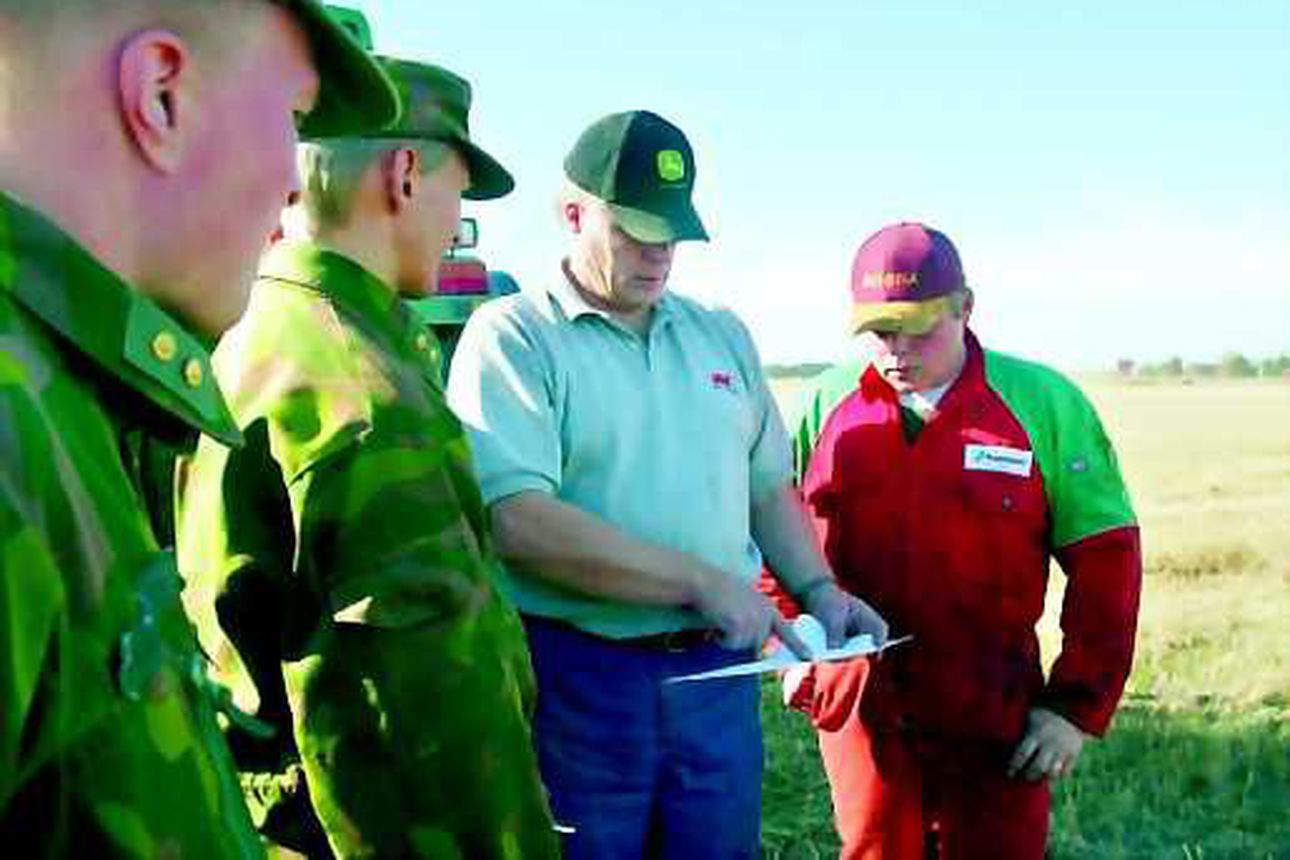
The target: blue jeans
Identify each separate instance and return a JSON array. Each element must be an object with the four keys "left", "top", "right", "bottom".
[{"left": 522, "top": 617, "right": 763, "bottom": 860}]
